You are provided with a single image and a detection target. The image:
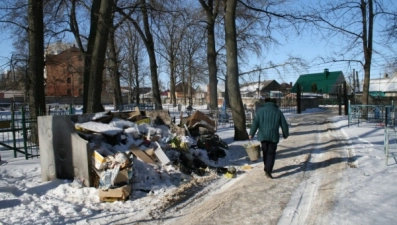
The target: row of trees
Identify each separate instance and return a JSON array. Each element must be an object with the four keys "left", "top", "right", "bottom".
[{"left": 0, "top": 0, "right": 396, "bottom": 140}]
